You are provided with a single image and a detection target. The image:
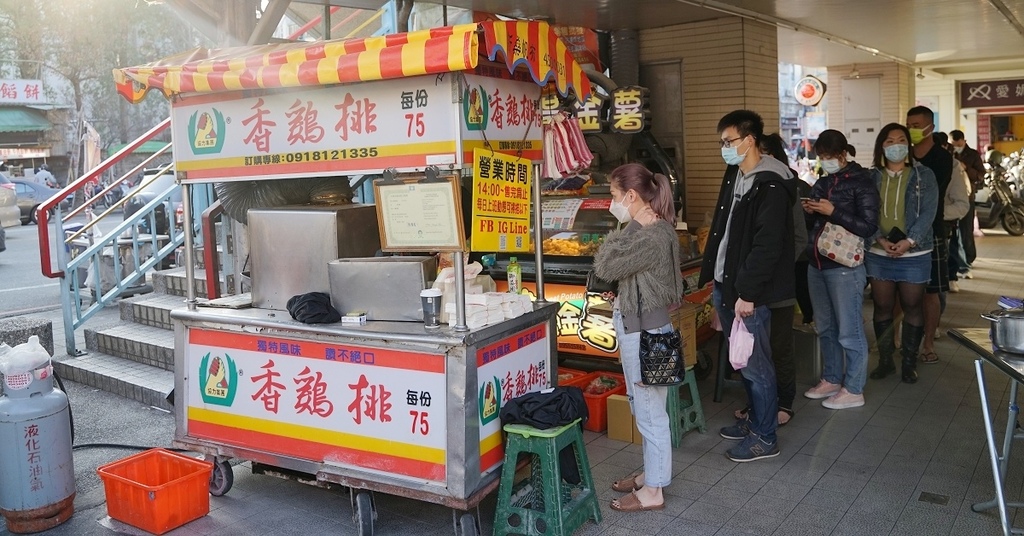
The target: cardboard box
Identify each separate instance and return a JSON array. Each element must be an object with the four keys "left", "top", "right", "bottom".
[
  {"left": 671, "top": 301, "right": 702, "bottom": 369},
  {"left": 632, "top": 417, "right": 642, "bottom": 445},
  {"left": 606, "top": 394, "right": 633, "bottom": 443}
]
